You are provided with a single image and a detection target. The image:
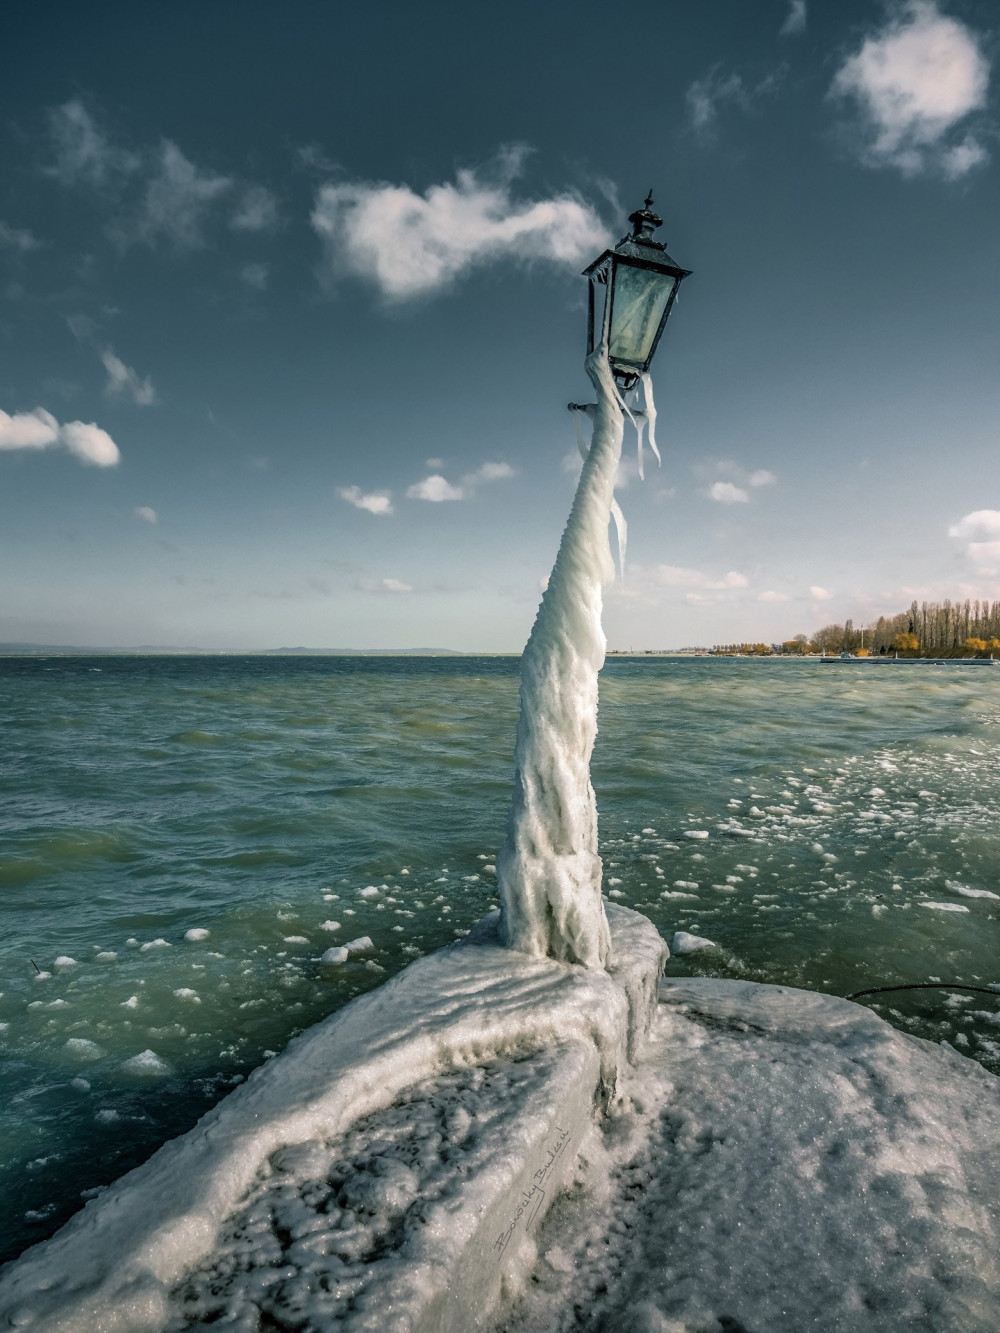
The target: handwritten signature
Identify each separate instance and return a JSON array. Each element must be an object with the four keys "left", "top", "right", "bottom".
[{"left": 493, "top": 1126, "right": 571, "bottom": 1259}]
